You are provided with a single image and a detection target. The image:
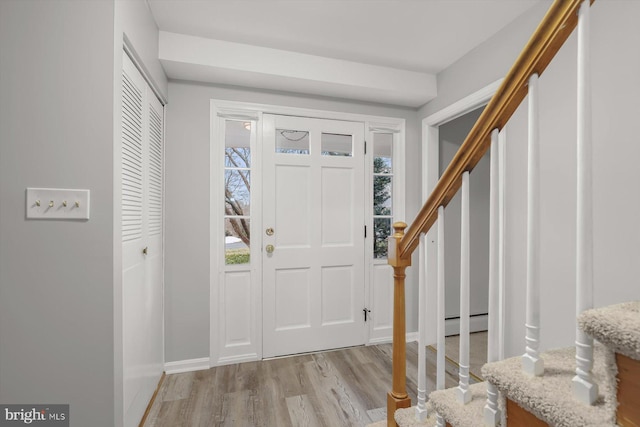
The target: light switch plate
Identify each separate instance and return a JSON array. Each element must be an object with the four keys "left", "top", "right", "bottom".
[{"left": 26, "top": 188, "right": 90, "bottom": 220}]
